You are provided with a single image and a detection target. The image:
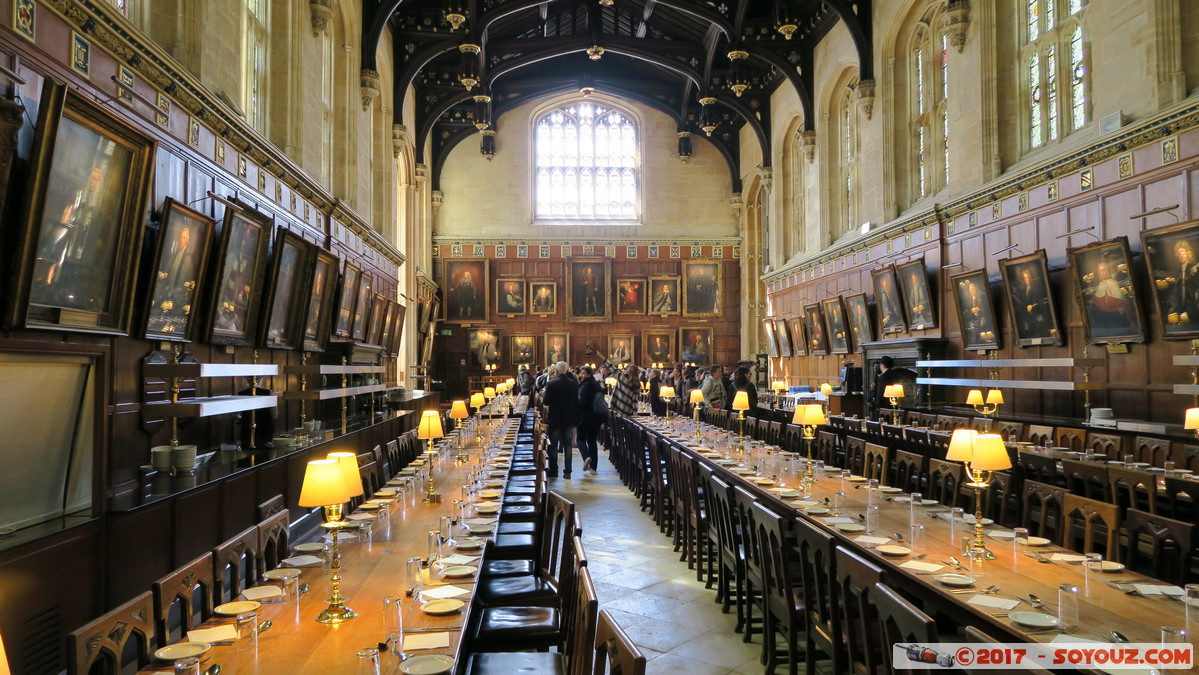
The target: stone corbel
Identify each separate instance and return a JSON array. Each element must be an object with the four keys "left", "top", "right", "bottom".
[
  {"left": 361, "top": 69, "right": 381, "bottom": 110},
  {"left": 800, "top": 130, "right": 816, "bottom": 163},
  {"left": 729, "top": 193, "right": 743, "bottom": 219},
  {"left": 415, "top": 163, "right": 428, "bottom": 186},
  {"left": 431, "top": 190, "right": 443, "bottom": 215},
  {"left": 855, "top": 79, "right": 876, "bottom": 120},
  {"left": 940, "top": 0, "right": 970, "bottom": 54},
  {"left": 393, "top": 124, "right": 409, "bottom": 158},
  {"left": 759, "top": 166, "right": 773, "bottom": 193},
  {"left": 310, "top": 0, "right": 333, "bottom": 37}
]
